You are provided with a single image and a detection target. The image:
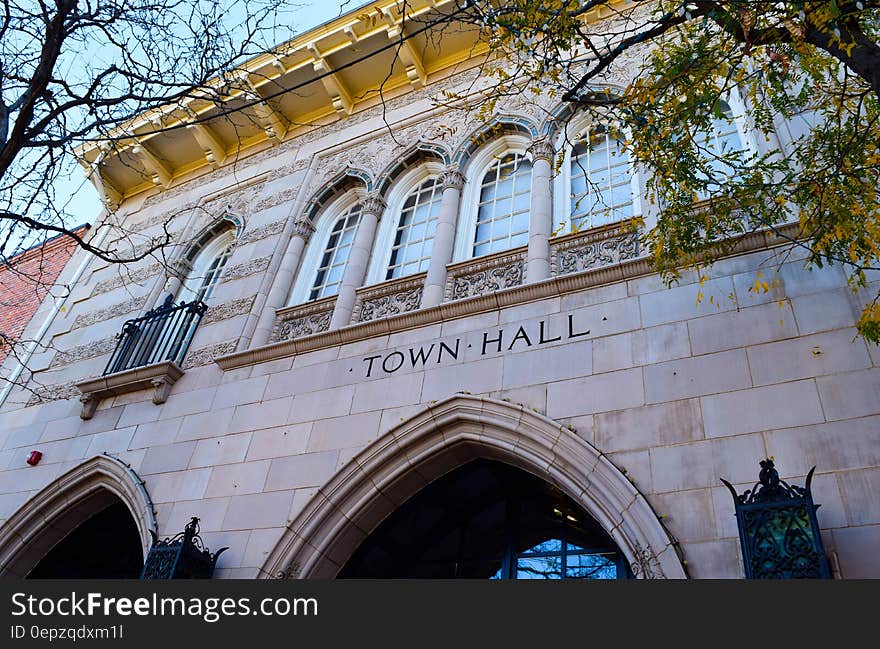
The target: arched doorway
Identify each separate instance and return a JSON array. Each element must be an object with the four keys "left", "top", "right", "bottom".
[
  {"left": 28, "top": 500, "right": 144, "bottom": 579},
  {"left": 340, "top": 459, "right": 630, "bottom": 579},
  {"left": 0, "top": 455, "right": 156, "bottom": 578},
  {"left": 264, "top": 395, "right": 686, "bottom": 579}
]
